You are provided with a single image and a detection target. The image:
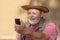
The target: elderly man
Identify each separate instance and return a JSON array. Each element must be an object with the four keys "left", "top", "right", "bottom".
[{"left": 15, "top": 0, "right": 57, "bottom": 40}]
